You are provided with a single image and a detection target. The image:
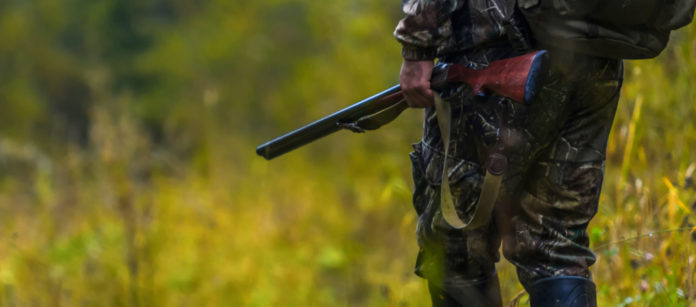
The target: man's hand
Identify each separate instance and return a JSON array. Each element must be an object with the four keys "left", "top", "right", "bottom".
[{"left": 399, "top": 60, "right": 435, "bottom": 108}]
